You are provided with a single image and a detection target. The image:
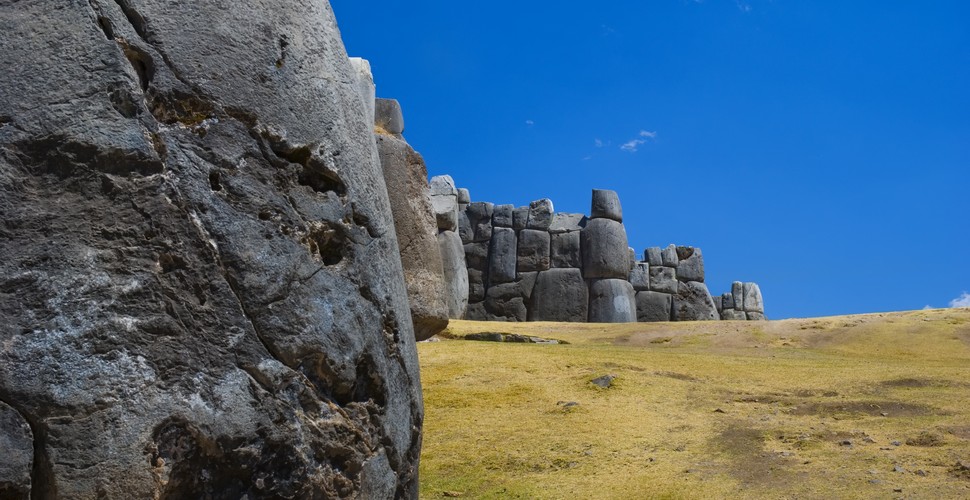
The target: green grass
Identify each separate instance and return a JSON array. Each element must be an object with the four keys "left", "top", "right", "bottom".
[{"left": 417, "top": 308, "right": 970, "bottom": 499}]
